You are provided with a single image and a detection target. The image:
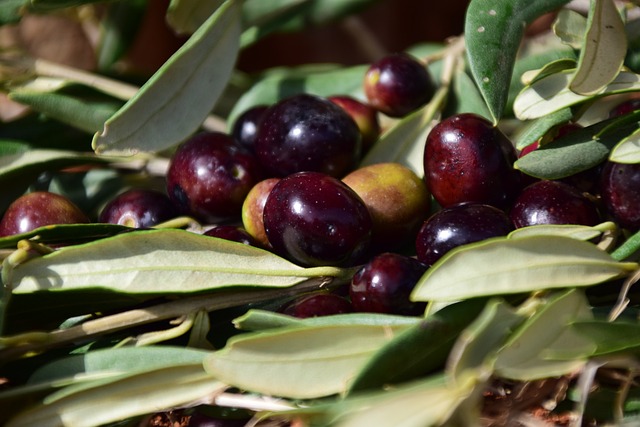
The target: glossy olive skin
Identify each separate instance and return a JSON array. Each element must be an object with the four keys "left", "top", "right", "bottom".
[
  {"left": 328, "top": 95, "right": 380, "bottom": 152},
  {"left": 187, "top": 412, "right": 249, "bottom": 427},
  {"left": 510, "top": 180, "right": 601, "bottom": 228},
  {"left": 342, "top": 162, "right": 430, "bottom": 252},
  {"left": 364, "top": 52, "right": 435, "bottom": 117},
  {"left": 279, "top": 292, "right": 353, "bottom": 318},
  {"left": 415, "top": 203, "right": 513, "bottom": 267},
  {"left": 350, "top": 252, "right": 427, "bottom": 315},
  {"left": 254, "top": 94, "right": 361, "bottom": 178},
  {"left": 99, "top": 189, "right": 177, "bottom": 228},
  {"left": 263, "top": 171, "right": 372, "bottom": 267},
  {"left": 424, "top": 113, "right": 522, "bottom": 209},
  {"left": 600, "top": 161, "right": 640, "bottom": 231},
  {"left": 204, "top": 225, "right": 259, "bottom": 246},
  {"left": 609, "top": 97, "right": 640, "bottom": 118},
  {"left": 230, "top": 104, "right": 269, "bottom": 151},
  {"left": 0, "top": 191, "right": 89, "bottom": 236},
  {"left": 166, "top": 132, "right": 263, "bottom": 223}
]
